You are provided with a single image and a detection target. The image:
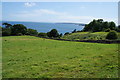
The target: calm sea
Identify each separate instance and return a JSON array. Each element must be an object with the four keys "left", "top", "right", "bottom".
[{"left": 2, "top": 21, "right": 85, "bottom": 34}]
